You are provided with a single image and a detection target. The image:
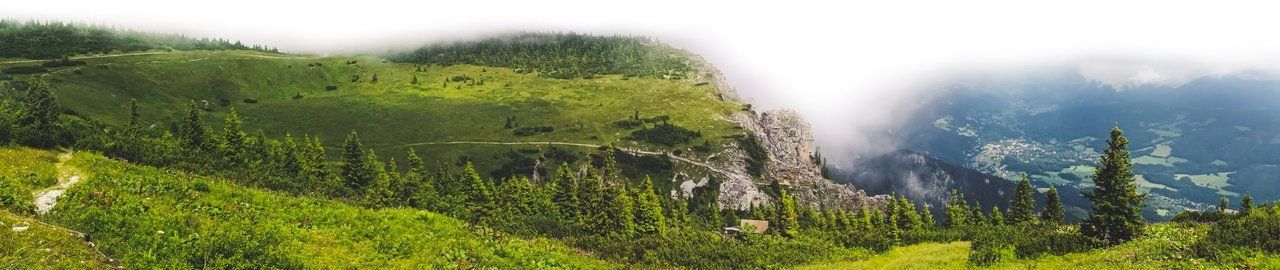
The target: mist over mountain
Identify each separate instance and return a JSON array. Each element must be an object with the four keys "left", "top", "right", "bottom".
[{"left": 848, "top": 67, "right": 1280, "bottom": 220}]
